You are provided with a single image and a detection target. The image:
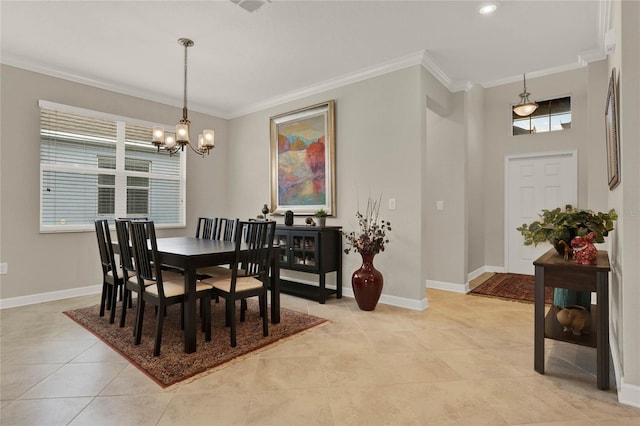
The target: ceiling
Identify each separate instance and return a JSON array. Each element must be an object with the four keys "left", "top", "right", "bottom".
[{"left": 1, "top": 1, "right": 607, "bottom": 119}]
